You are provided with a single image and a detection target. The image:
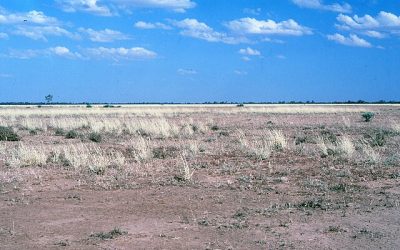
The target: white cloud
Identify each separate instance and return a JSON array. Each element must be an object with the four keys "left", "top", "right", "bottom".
[
  {"left": 234, "top": 70, "right": 247, "bottom": 75},
  {"left": 336, "top": 12, "right": 400, "bottom": 30},
  {"left": 177, "top": 68, "right": 197, "bottom": 75},
  {"left": 173, "top": 18, "right": 246, "bottom": 44},
  {"left": 111, "top": 0, "right": 196, "bottom": 12},
  {"left": 0, "top": 73, "right": 12, "bottom": 78},
  {"left": 239, "top": 47, "right": 261, "bottom": 56},
  {"left": 78, "top": 28, "right": 129, "bottom": 42},
  {"left": 13, "top": 25, "right": 78, "bottom": 41},
  {"left": 6, "top": 46, "right": 81, "bottom": 59},
  {"left": 134, "top": 21, "right": 171, "bottom": 30},
  {"left": 363, "top": 30, "right": 386, "bottom": 39},
  {"left": 57, "top": 0, "right": 196, "bottom": 15},
  {"left": 241, "top": 56, "right": 251, "bottom": 62},
  {"left": 327, "top": 33, "right": 372, "bottom": 48},
  {"left": 49, "top": 46, "right": 82, "bottom": 58},
  {"left": 0, "top": 32, "right": 8, "bottom": 39},
  {"left": 4, "top": 46, "right": 156, "bottom": 60},
  {"left": 56, "top": 0, "right": 113, "bottom": 16},
  {"left": 0, "top": 9, "right": 59, "bottom": 25},
  {"left": 292, "top": 0, "right": 352, "bottom": 13},
  {"left": 226, "top": 17, "right": 312, "bottom": 36},
  {"left": 86, "top": 47, "right": 157, "bottom": 60},
  {"left": 243, "top": 8, "right": 261, "bottom": 16}
]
